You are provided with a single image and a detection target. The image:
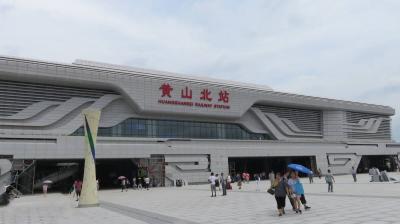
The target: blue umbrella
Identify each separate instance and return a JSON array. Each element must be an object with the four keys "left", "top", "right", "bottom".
[{"left": 288, "top": 164, "right": 312, "bottom": 174}]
